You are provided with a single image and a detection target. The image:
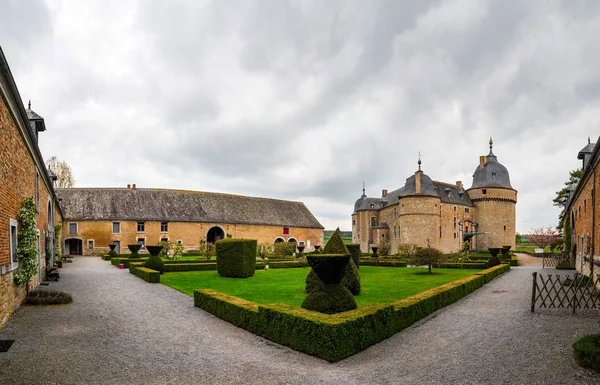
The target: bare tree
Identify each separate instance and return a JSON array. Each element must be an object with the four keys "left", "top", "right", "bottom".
[{"left": 46, "top": 156, "right": 75, "bottom": 188}]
